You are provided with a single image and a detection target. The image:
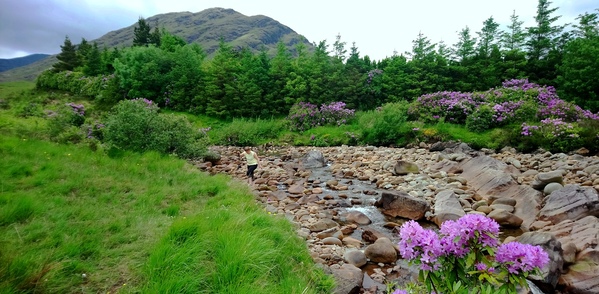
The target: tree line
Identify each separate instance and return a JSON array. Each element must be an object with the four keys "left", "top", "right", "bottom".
[{"left": 44, "top": 0, "right": 599, "bottom": 118}]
